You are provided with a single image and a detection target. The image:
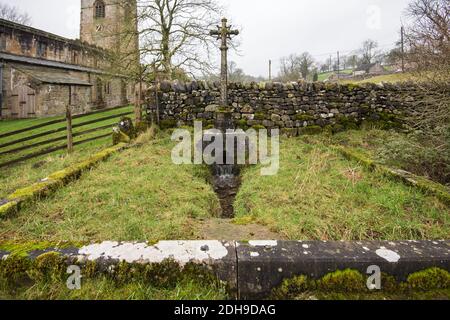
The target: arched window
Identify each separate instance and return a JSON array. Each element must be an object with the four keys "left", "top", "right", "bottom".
[{"left": 94, "top": 0, "right": 106, "bottom": 19}]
